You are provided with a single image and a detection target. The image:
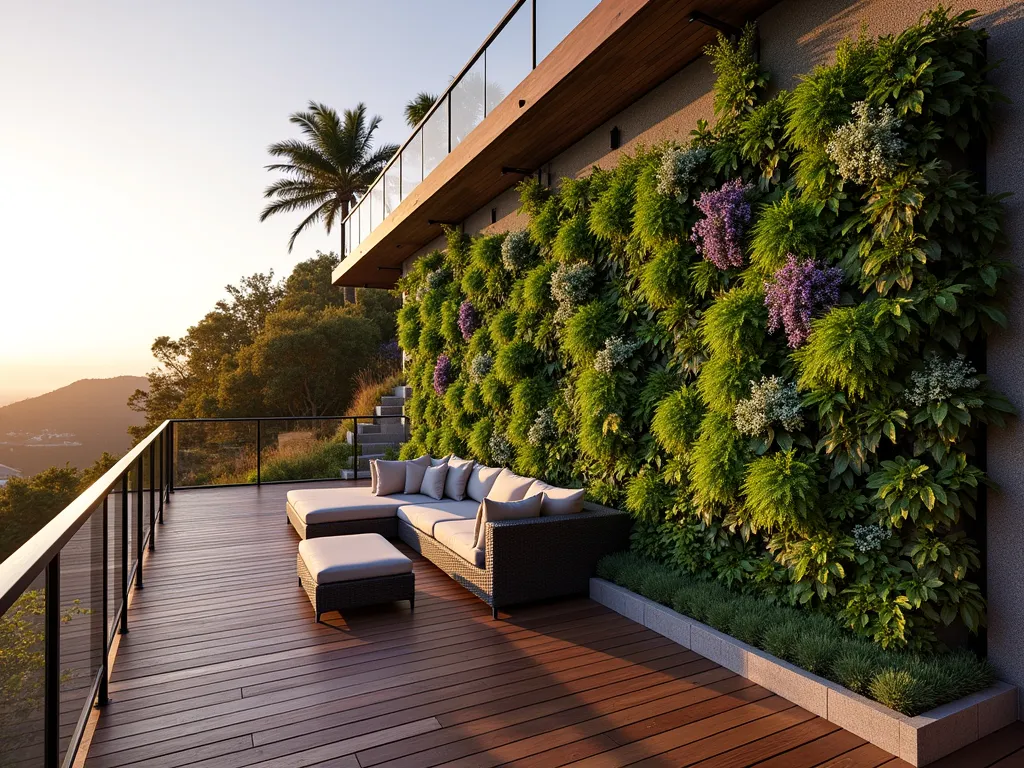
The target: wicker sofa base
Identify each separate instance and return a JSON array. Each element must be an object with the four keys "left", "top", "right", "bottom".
[
  {"left": 398, "top": 519, "right": 496, "bottom": 615},
  {"left": 297, "top": 553, "right": 414, "bottom": 622},
  {"left": 287, "top": 500, "right": 399, "bottom": 540}
]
